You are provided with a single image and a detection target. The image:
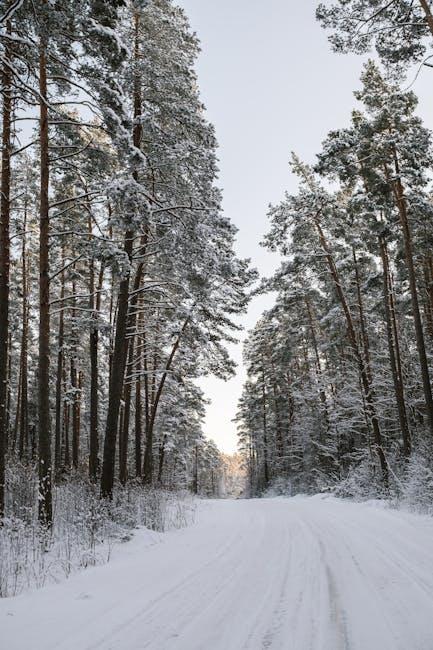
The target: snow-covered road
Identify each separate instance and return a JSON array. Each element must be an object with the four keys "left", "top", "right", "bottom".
[{"left": 2, "top": 496, "right": 433, "bottom": 650}]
